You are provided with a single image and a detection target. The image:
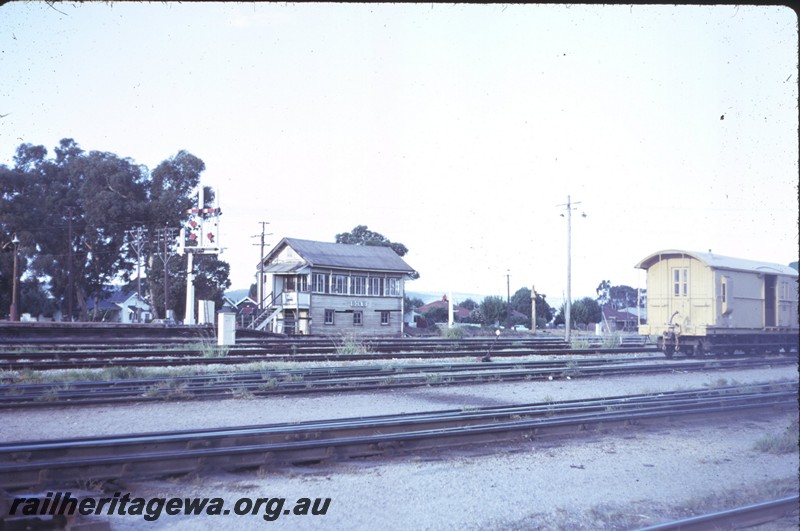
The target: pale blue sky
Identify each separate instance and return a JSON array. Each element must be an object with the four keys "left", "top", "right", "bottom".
[{"left": 1, "top": 3, "right": 797, "bottom": 304}]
